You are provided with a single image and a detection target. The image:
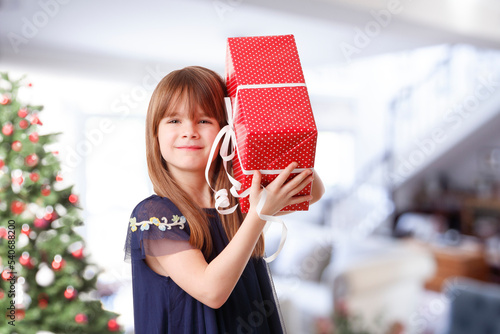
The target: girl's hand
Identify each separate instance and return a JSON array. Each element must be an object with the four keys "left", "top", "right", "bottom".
[{"left": 248, "top": 162, "right": 314, "bottom": 217}]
